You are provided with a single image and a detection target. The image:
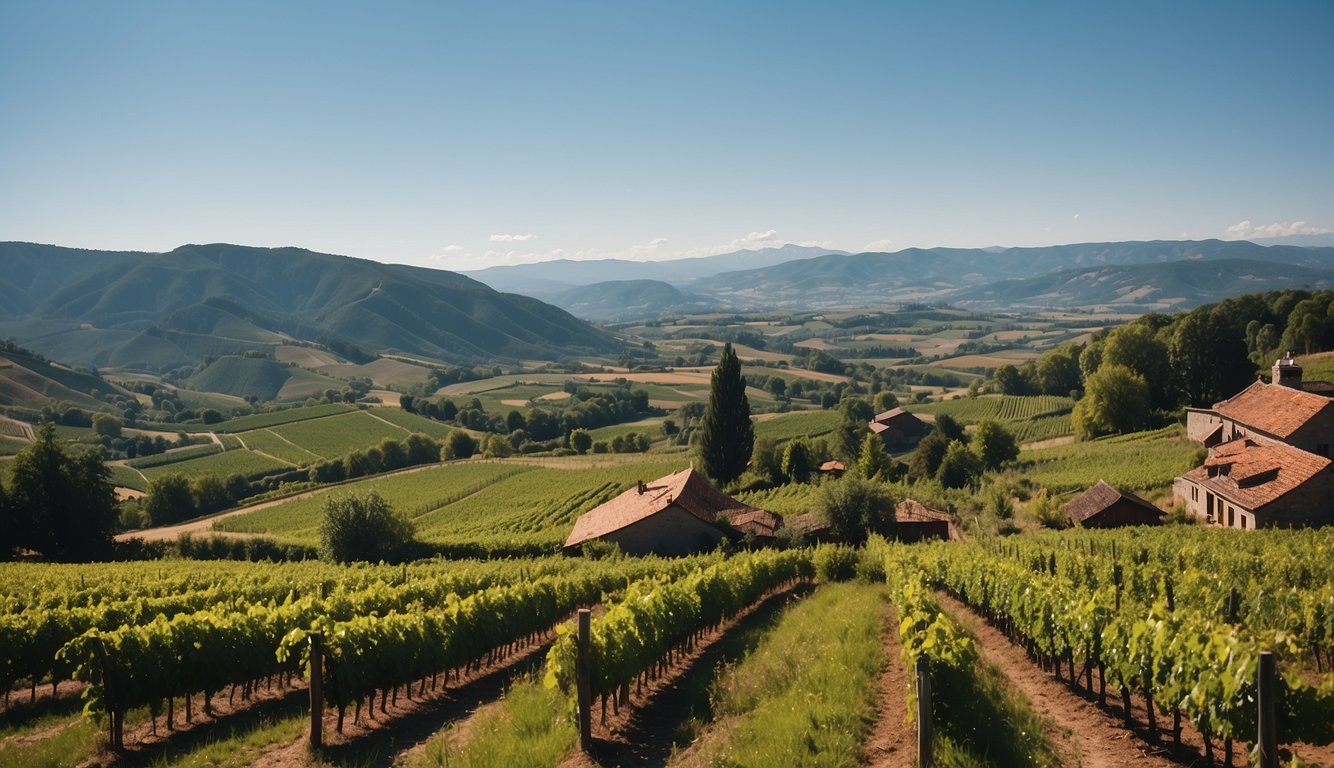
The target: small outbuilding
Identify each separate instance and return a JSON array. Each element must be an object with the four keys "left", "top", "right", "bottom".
[
  {"left": 869, "top": 408, "right": 929, "bottom": 449},
  {"left": 563, "top": 468, "right": 776, "bottom": 556},
  {"left": 815, "top": 460, "right": 846, "bottom": 477},
  {"left": 1065, "top": 480, "right": 1164, "bottom": 528},
  {"left": 894, "top": 499, "right": 961, "bottom": 542}
]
